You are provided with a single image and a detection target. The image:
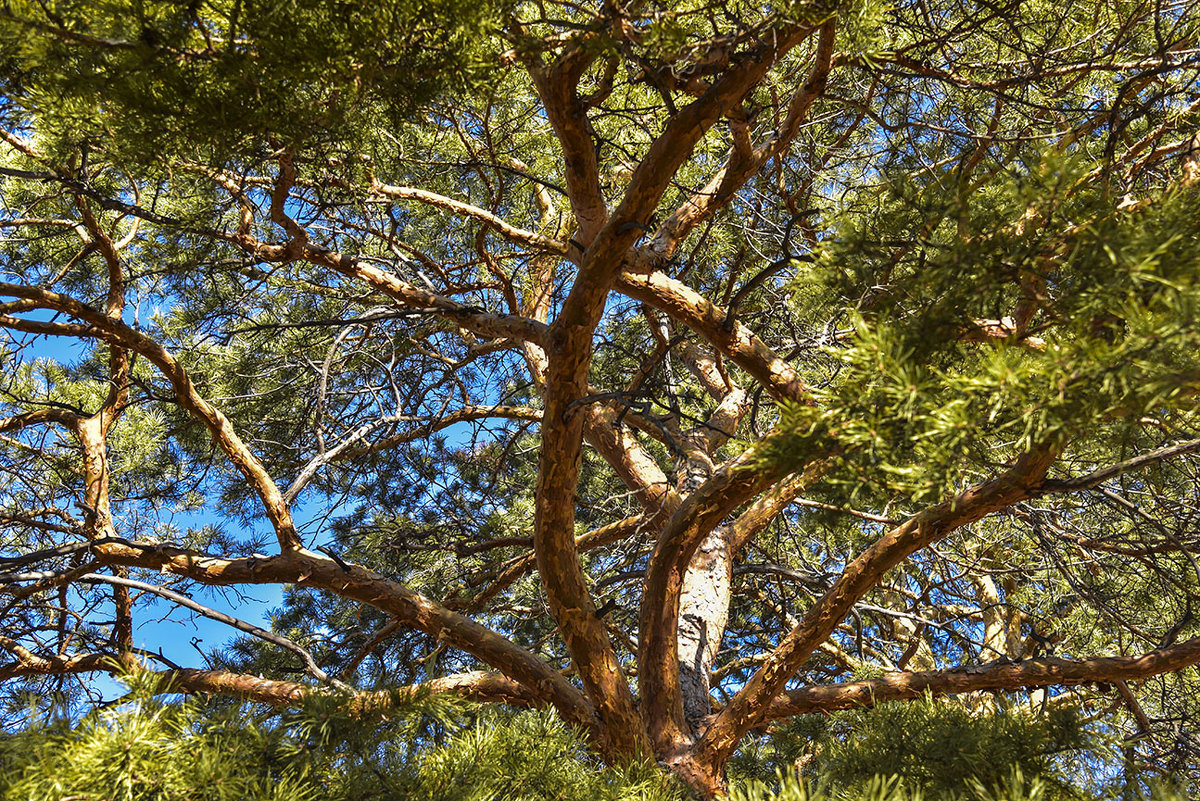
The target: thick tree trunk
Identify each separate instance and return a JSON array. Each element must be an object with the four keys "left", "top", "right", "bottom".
[
  {"left": 677, "top": 526, "right": 733, "bottom": 727},
  {"left": 664, "top": 750, "right": 728, "bottom": 799}
]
